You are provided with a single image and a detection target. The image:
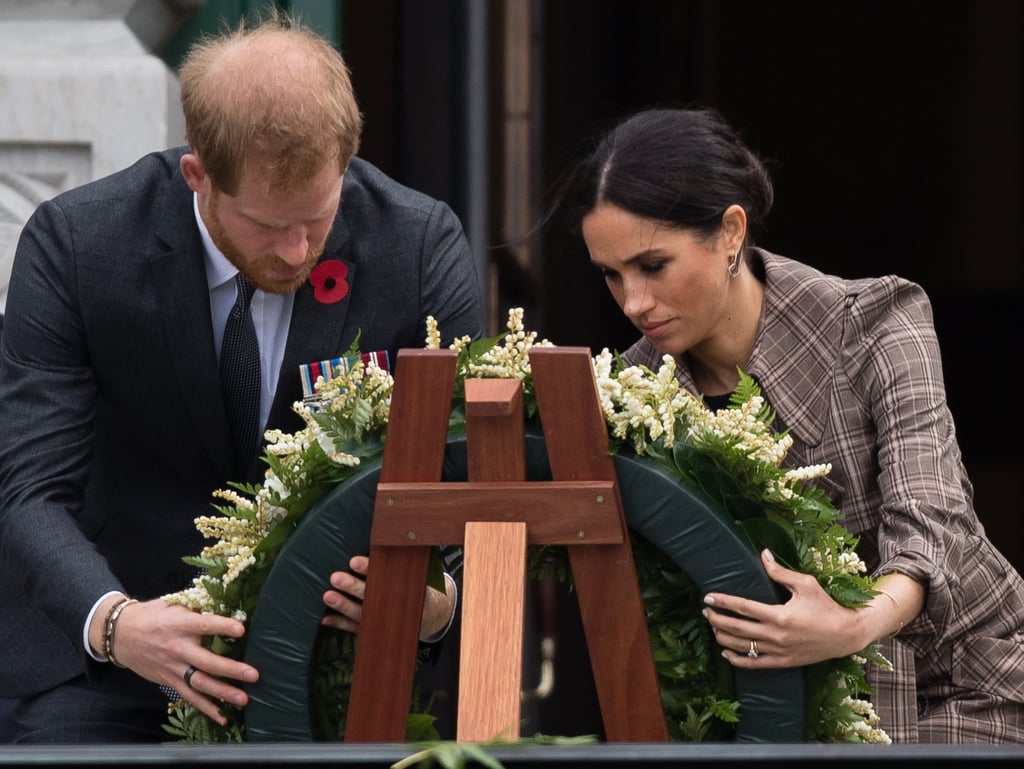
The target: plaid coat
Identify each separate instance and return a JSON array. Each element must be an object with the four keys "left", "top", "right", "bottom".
[{"left": 625, "top": 249, "right": 1024, "bottom": 742}]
